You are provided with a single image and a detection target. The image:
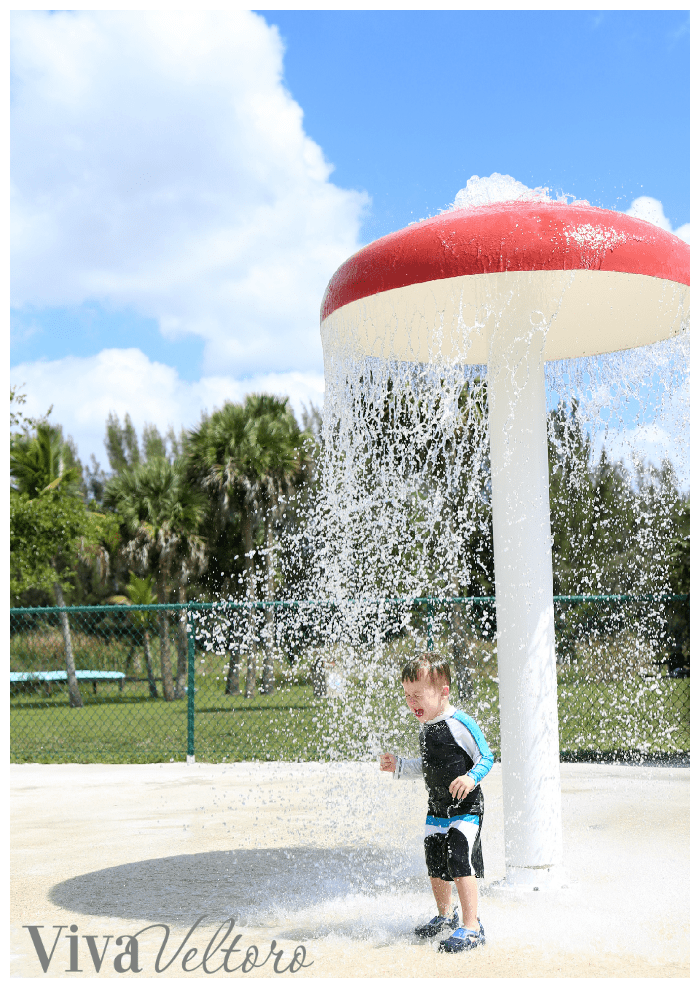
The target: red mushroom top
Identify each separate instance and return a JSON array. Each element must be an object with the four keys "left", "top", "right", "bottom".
[{"left": 321, "top": 202, "right": 690, "bottom": 323}]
